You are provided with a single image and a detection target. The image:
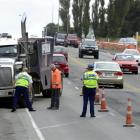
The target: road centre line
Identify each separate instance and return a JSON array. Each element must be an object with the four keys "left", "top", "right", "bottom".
[
  {"left": 26, "top": 109, "right": 45, "bottom": 140},
  {"left": 69, "top": 55, "right": 140, "bottom": 94}
]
